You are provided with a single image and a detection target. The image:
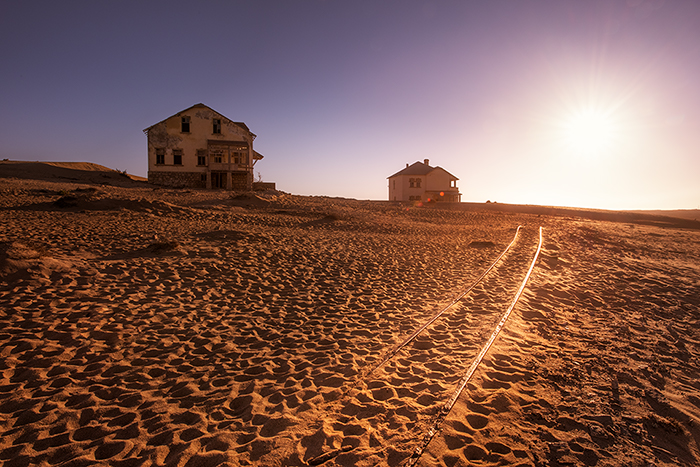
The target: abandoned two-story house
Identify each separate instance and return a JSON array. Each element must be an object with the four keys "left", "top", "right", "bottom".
[
  {"left": 388, "top": 159, "right": 461, "bottom": 203},
  {"left": 144, "top": 103, "right": 263, "bottom": 190}
]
